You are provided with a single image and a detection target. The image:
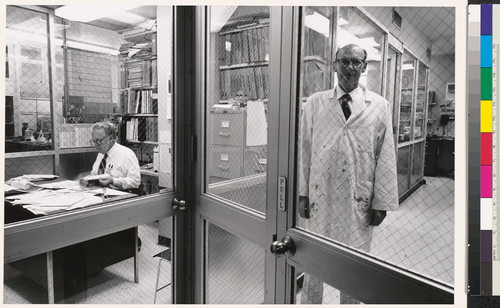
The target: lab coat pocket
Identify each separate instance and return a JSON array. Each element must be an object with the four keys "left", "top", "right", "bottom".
[
  {"left": 354, "top": 181, "right": 374, "bottom": 225},
  {"left": 352, "top": 125, "right": 374, "bottom": 153}
]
